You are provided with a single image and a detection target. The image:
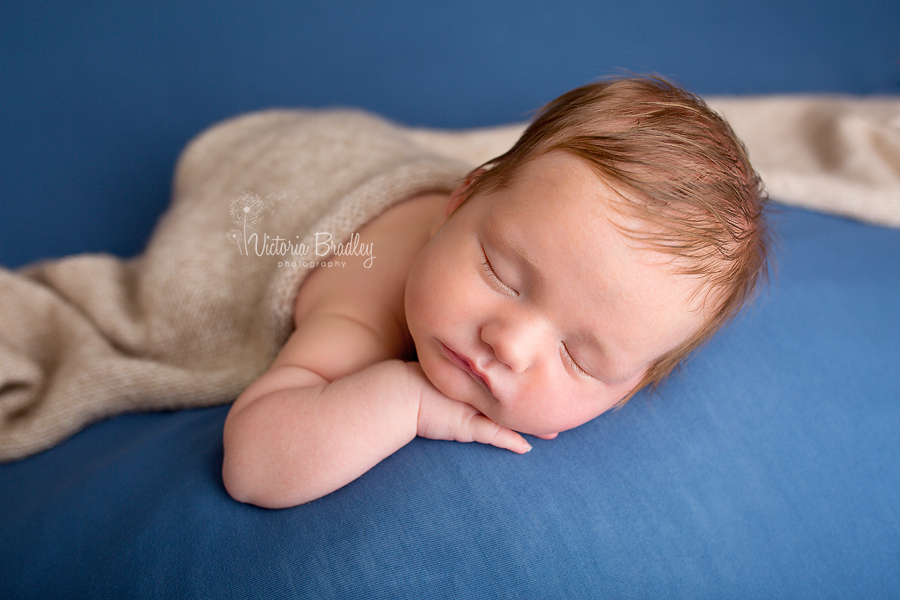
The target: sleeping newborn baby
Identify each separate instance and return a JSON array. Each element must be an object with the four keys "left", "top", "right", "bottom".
[{"left": 222, "top": 76, "right": 769, "bottom": 508}]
